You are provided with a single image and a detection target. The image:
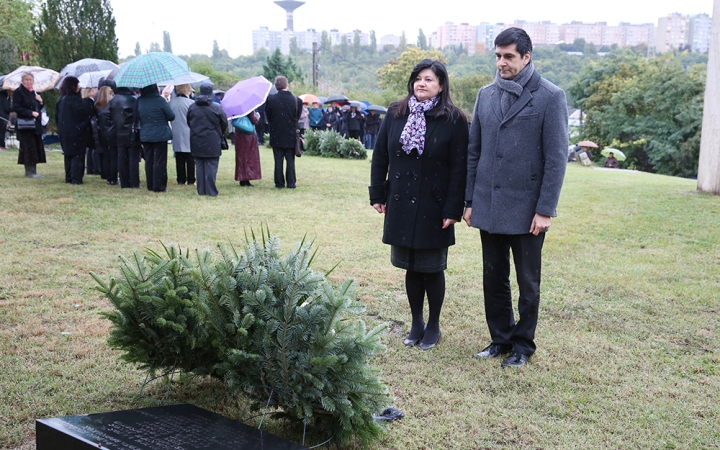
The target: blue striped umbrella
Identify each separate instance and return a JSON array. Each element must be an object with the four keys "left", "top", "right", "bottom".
[{"left": 113, "top": 52, "right": 189, "bottom": 88}]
